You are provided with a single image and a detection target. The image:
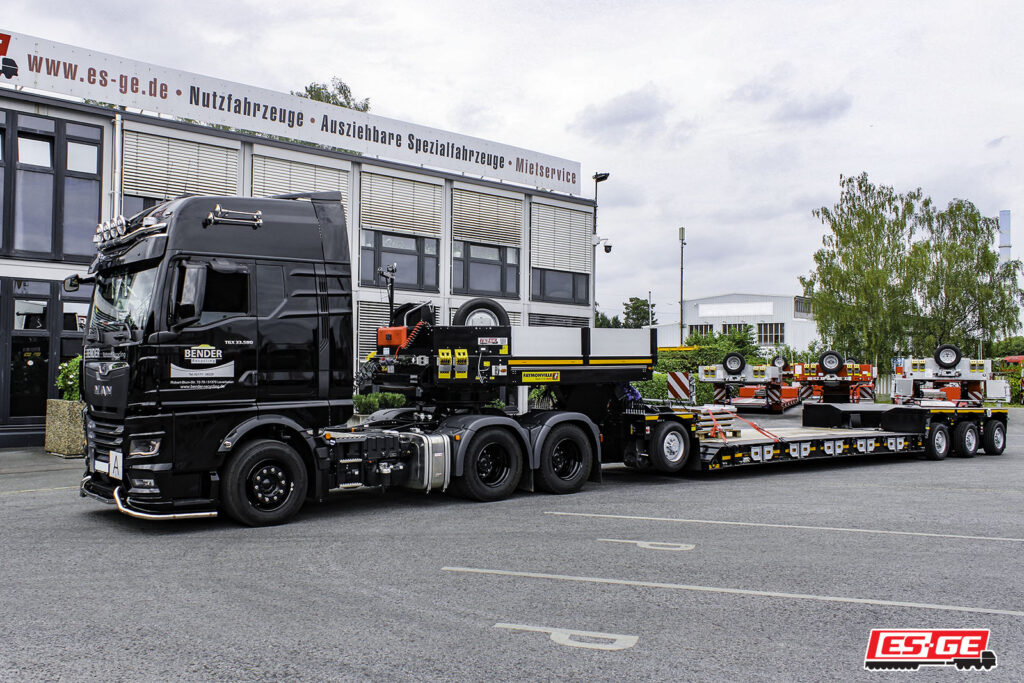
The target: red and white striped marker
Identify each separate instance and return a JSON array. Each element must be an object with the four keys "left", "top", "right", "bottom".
[{"left": 667, "top": 371, "right": 693, "bottom": 402}]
